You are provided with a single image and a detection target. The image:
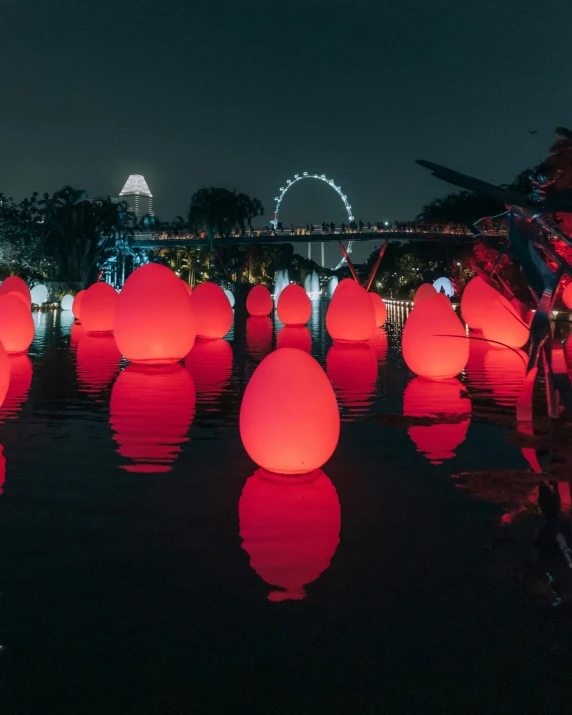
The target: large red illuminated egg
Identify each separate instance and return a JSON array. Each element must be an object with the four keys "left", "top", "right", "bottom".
[
  {"left": 414, "top": 283, "right": 437, "bottom": 306},
  {"left": 369, "top": 292, "right": 387, "bottom": 327},
  {"left": 239, "top": 469, "right": 341, "bottom": 601},
  {"left": 240, "top": 348, "right": 340, "bottom": 474},
  {"left": 277, "top": 284, "right": 312, "bottom": 325},
  {"left": 277, "top": 325, "right": 312, "bottom": 353},
  {"left": 562, "top": 283, "right": 572, "bottom": 310},
  {"left": 72, "top": 290, "right": 86, "bottom": 321},
  {"left": 191, "top": 282, "right": 233, "bottom": 339},
  {"left": 114, "top": 263, "right": 196, "bottom": 364},
  {"left": 0, "top": 294, "right": 35, "bottom": 353},
  {"left": 77, "top": 333, "right": 121, "bottom": 396},
  {"left": 462, "top": 277, "right": 529, "bottom": 347},
  {"left": 0, "top": 276, "right": 31, "bottom": 309},
  {"left": 332, "top": 278, "right": 357, "bottom": 297},
  {"left": 326, "top": 281, "right": 376, "bottom": 342},
  {"left": 181, "top": 280, "right": 193, "bottom": 297},
  {"left": 246, "top": 317, "right": 273, "bottom": 360},
  {"left": 110, "top": 364, "right": 196, "bottom": 472},
  {"left": 402, "top": 298, "right": 468, "bottom": 379},
  {"left": 247, "top": 284, "right": 273, "bottom": 317},
  {"left": 326, "top": 343, "right": 378, "bottom": 420},
  {"left": 80, "top": 282, "right": 118, "bottom": 333},
  {"left": 0, "top": 353, "right": 32, "bottom": 422},
  {"left": 461, "top": 276, "right": 491, "bottom": 328},
  {"left": 403, "top": 377, "right": 471, "bottom": 463},
  {"left": 185, "top": 338, "right": 232, "bottom": 403},
  {"left": 0, "top": 343, "right": 11, "bottom": 409}
]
